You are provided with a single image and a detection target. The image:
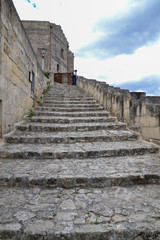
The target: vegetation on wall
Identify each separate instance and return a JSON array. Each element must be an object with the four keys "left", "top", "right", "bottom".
[
  {"left": 42, "top": 81, "right": 50, "bottom": 95},
  {"left": 43, "top": 71, "right": 50, "bottom": 79}
]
